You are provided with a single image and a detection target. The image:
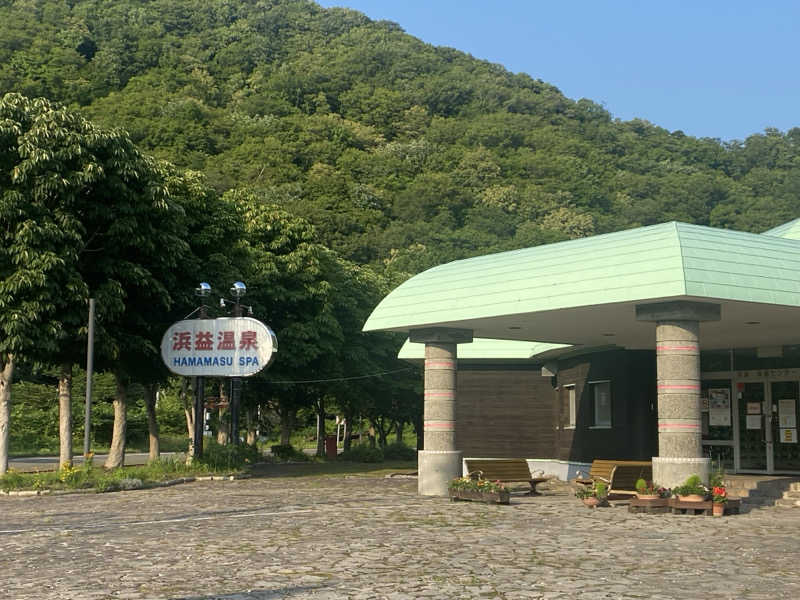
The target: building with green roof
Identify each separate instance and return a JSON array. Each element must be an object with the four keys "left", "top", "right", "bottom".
[{"left": 365, "top": 220, "right": 800, "bottom": 496}]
